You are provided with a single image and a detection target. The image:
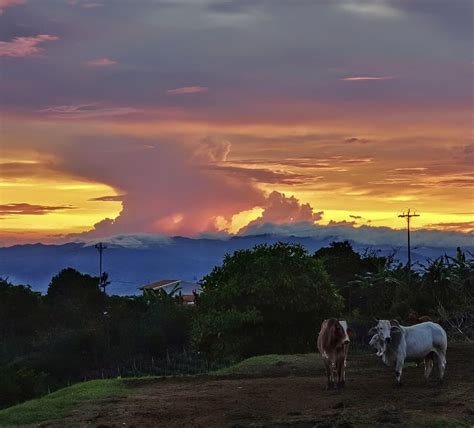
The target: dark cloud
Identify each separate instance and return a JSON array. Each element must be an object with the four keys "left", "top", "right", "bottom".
[
  {"left": 38, "top": 103, "right": 140, "bottom": 120},
  {"left": 389, "top": 0, "right": 473, "bottom": 39},
  {"left": 328, "top": 220, "right": 357, "bottom": 227},
  {"left": 345, "top": 137, "right": 371, "bottom": 144},
  {"left": 0, "top": 203, "right": 76, "bottom": 215},
  {"left": 88, "top": 195, "right": 125, "bottom": 202},
  {"left": 1, "top": 0, "right": 471, "bottom": 115},
  {"left": 205, "top": 165, "right": 310, "bottom": 185}
]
